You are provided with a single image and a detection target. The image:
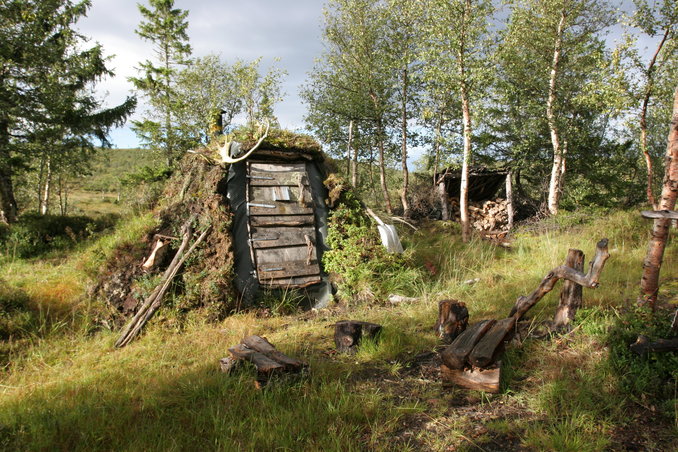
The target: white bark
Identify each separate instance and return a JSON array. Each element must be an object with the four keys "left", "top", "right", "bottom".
[{"left": 547, "top": 11, "right": 566, "bottom": 215}]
